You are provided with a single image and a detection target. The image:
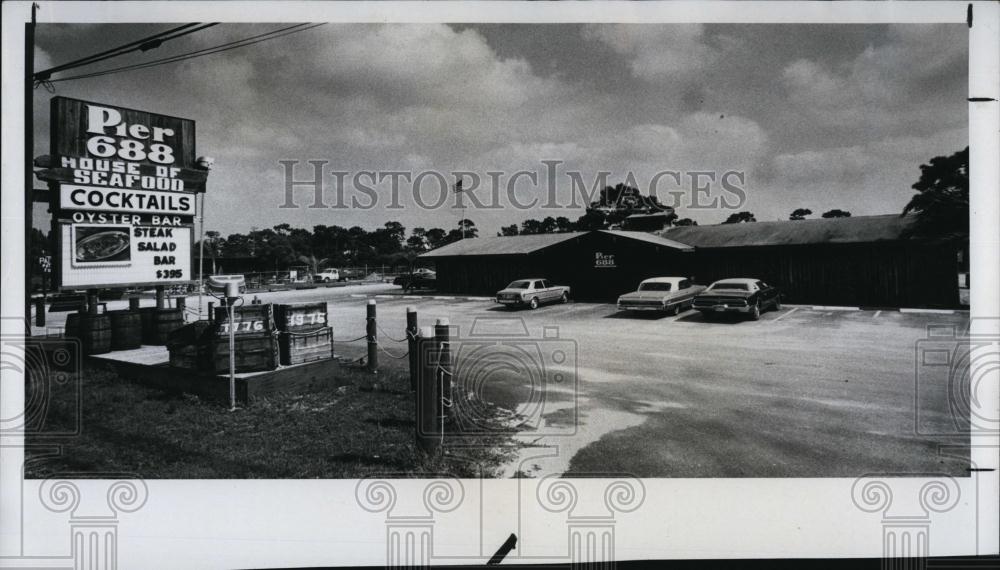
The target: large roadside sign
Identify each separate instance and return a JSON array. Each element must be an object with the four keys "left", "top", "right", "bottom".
[{"left": 45, "top": 97, "right": 205, "bottom": 290}]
